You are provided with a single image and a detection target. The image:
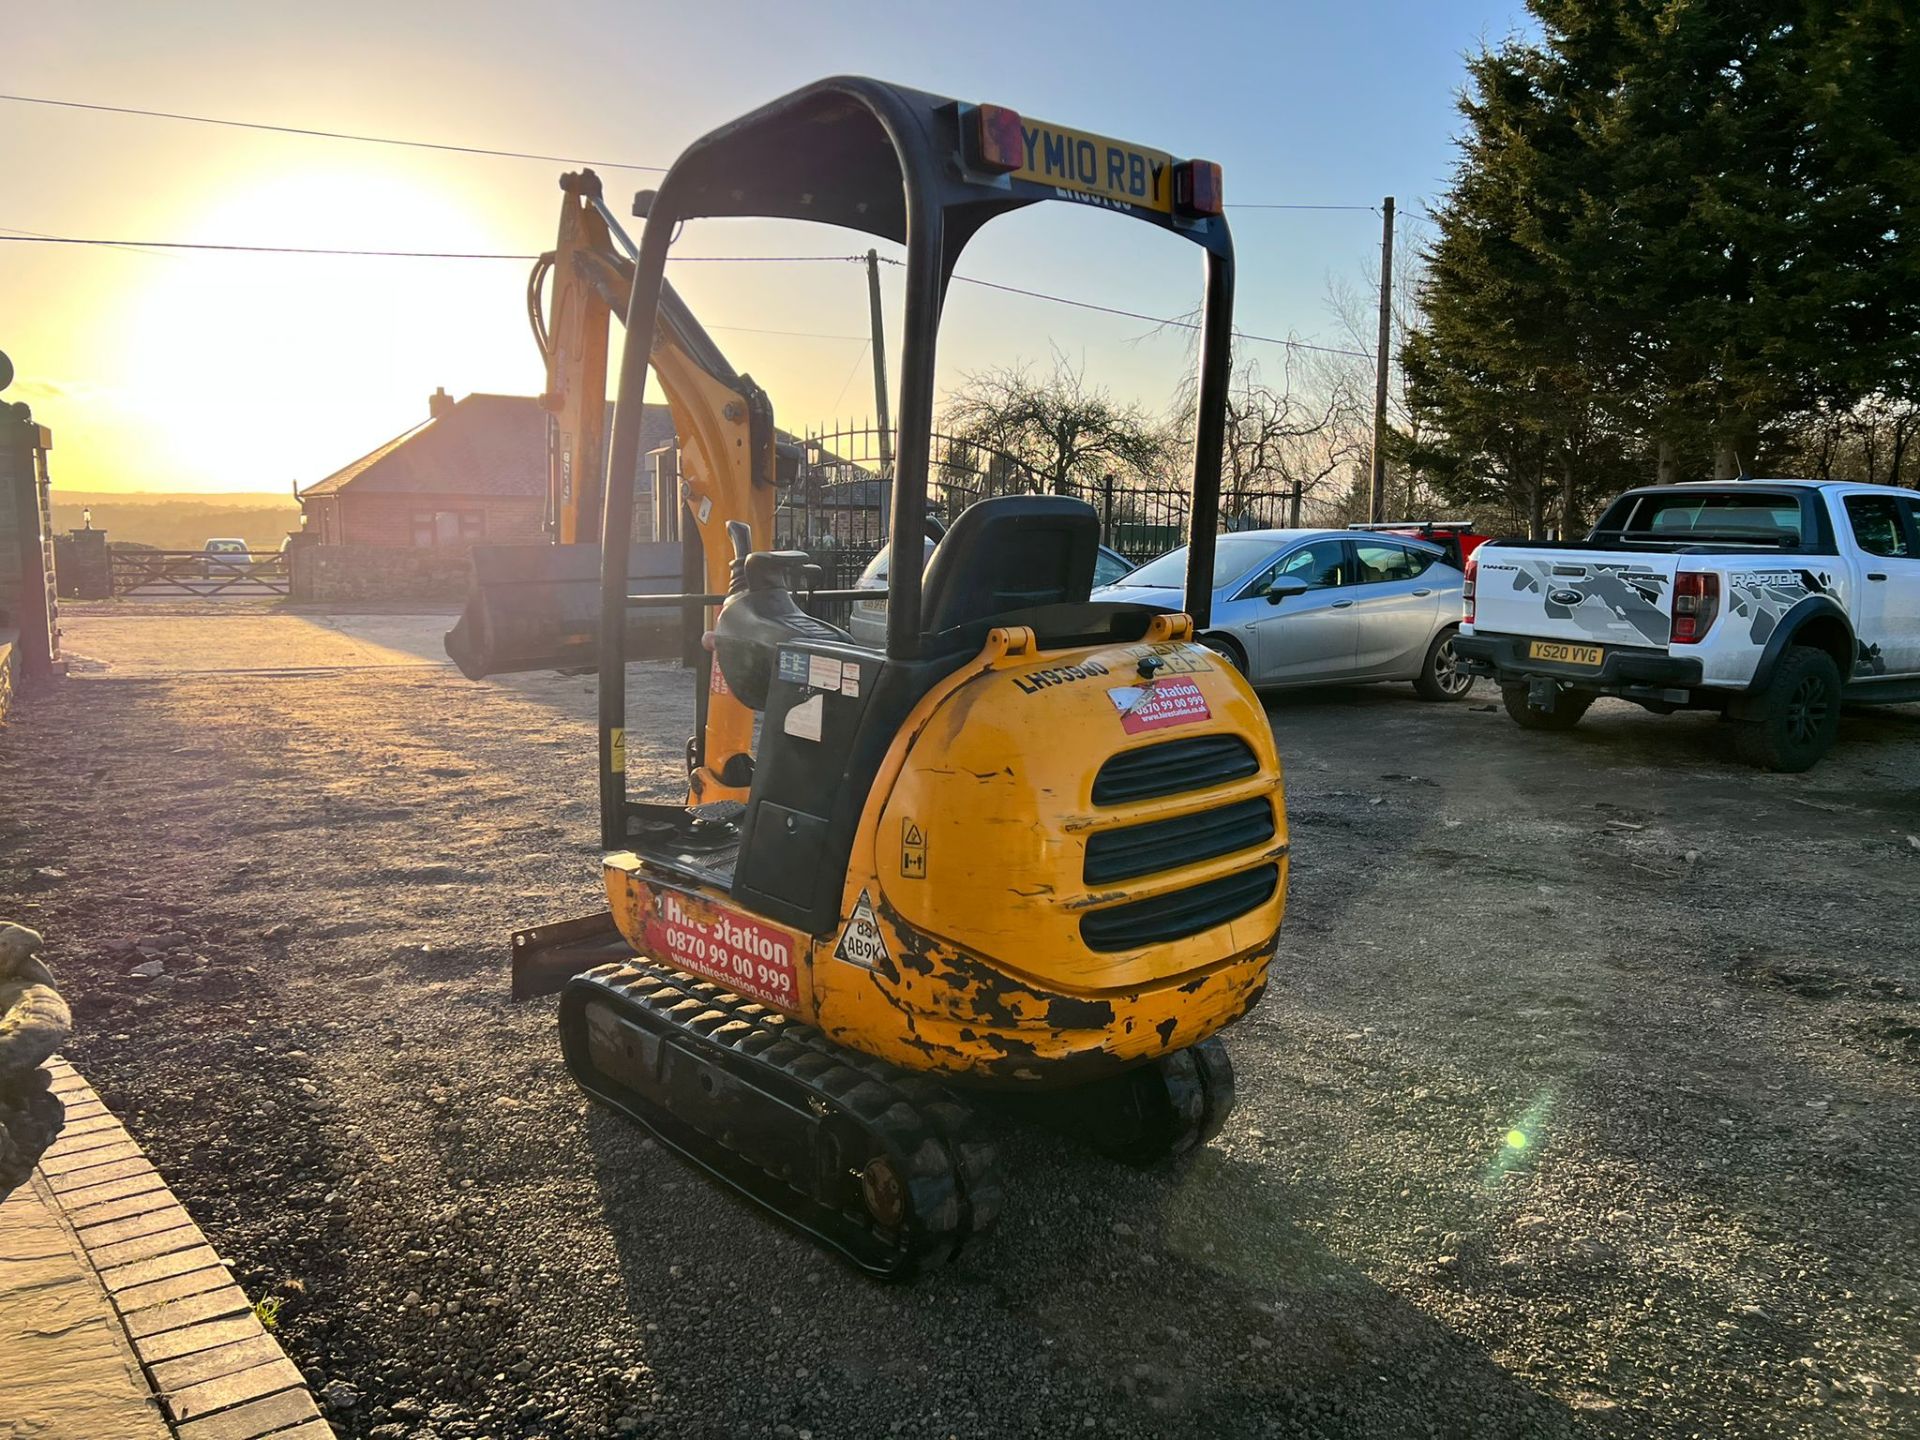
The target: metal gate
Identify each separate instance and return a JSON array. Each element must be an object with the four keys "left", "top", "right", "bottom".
[
  {"left": 109, "top": 550, "right": 290, "bottom": 598},
  {"left": 773, "top": 423, "right": 1045, "bottom": 591},
  {"left": 773, "top": 420, "right": 1306, "bottom": 577}
]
